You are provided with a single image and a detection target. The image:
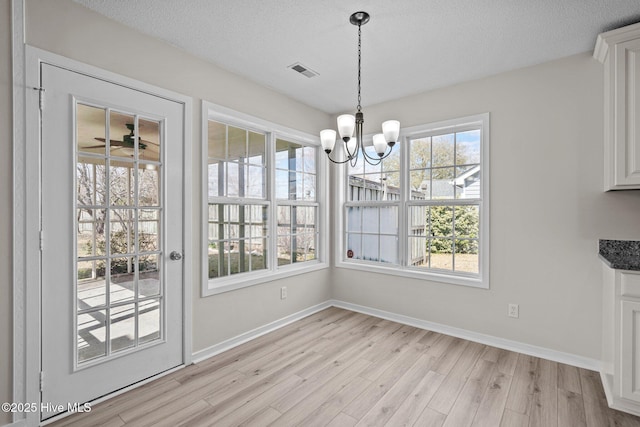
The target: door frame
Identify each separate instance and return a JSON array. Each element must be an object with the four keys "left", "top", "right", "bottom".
[{"left": 14, "top": 42, "right": 193, "bottom": 426}]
